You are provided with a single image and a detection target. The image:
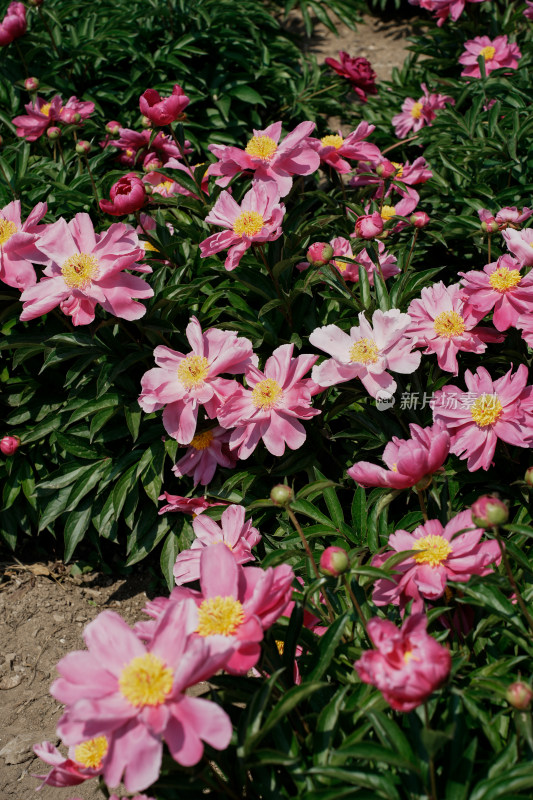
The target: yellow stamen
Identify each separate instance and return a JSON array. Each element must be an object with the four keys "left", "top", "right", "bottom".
[
  {"left": 333, "top": 259, "right": 347, "bottom": 273},
  {"left": 470, "top": 393, "right": 503, "bottom": 427},
  {"left": 381, "top": 205, "right": 396, "bottom": 221},
  {"left": 245, "top": 135, "right": 277, "bottom": 161},
  {"left": 61, "top": 253, "right": 99, "bottom": 290},
  {"left": 412, "top": 534, "right": 453, "bottom": 567},
  {"left": 251, "top": 378, "right": 283, "bottom": 409},
  {"left": 479, "top": 45, "right": 496, "bottom": 60},
  {"left": 74, "top": 736, "right": 108, "bottom": 769},
  {"left": 433, "top": 310, "right": 466, "bottom": 338},
  {"left": 403, "top": 650, "right": 416, "bottom": 664},
  {"left": 349, "top": 337, "right": 380, "bottom": 364},
  {"left": 143, "top": 241, "right": 159, "bottom": 252},
  {"left": 321, "top": 134, "right": 344, "bottom": 149},
  {"left": 190, "top": 430, "right": 214, "bottom": 450},
  {"left": 125, "top": 148, "right": 135, "bottom": 158},
  {"left": 196, "top": 596, "right": 245, "bottom": 636},
  {"left": 275, "top": 639, "right": 285, "bottom": 655},
  {"left": 40, "top": 102, "right": 52, "bottom": 117},
  {"left": 0, "top": 218, "right": 17, "bottom": 246},
  {"left": 391, "top": 161, "right": 404, "bottom": 178},
  {"left": 410, "top": 102, "right": 423, "bottom": 120},
  {"left": 489, "top": 266, "right": 521, "bottom": 292},
  {"left": 177, "top": 355, "right": 210, "bottom": 389},
  {"left": 155, "top": 180, "right": 174, "bottom": 194},
  {"left": 232, "top": 210, "right": 264, "bottom": 238},
  {"left": 119, "top": 653, "right": 173, "bottom": 707}
]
